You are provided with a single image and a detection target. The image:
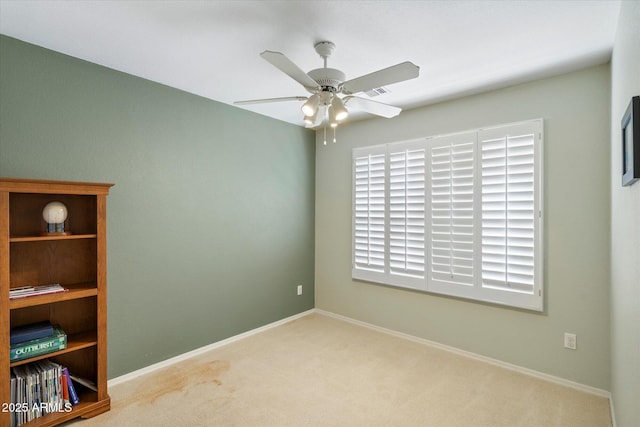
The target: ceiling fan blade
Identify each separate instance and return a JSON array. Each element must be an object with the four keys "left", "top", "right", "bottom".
[
  {"left": 260, "top": 51, "right": 320, "bottom": 91},
  {"left": 341, "top": 61, "right": 419, "bottom": 95},
  {"left": 234, "top": 96, "right": 308, "bottom": 105},
  {"left": 344, "top": 96, "right": 402, "bottom": 118}
]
